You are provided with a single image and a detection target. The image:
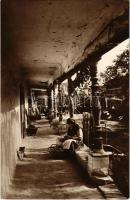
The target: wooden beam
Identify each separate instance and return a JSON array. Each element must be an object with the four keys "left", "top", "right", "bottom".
[{"left": 51, "top": 9, "right": 128, "bottom": 87}]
